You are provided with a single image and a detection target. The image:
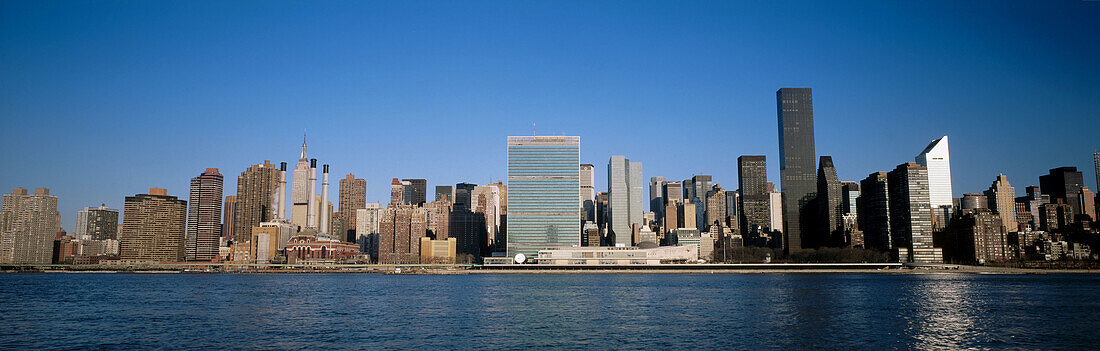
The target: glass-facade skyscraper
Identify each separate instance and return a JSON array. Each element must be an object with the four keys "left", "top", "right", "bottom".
[
  {"left": 506, "top": 136, "right": 581, "bottom": 259},
  {"left": 777, "top": 87, "right": 817, "bottom": 251}
]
